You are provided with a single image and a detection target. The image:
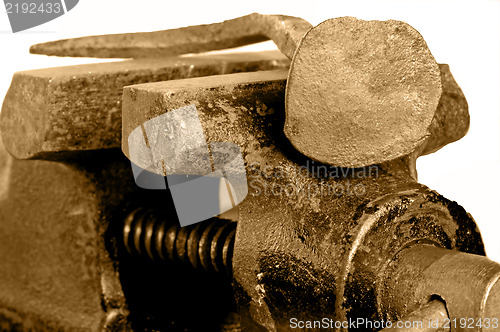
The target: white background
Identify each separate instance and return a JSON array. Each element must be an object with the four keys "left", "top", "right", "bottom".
[{"left": 0, "top": 0, "right": 499, "bottom": 262}]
